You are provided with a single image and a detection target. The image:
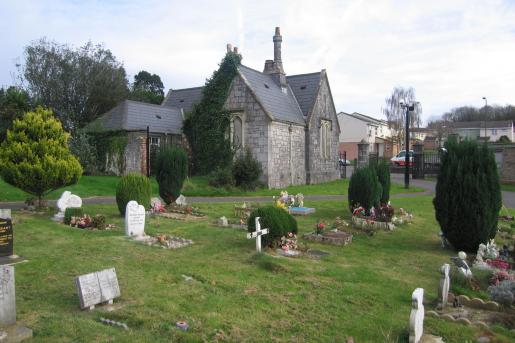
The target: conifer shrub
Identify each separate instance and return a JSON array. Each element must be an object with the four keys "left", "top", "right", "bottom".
[
  {"left": 433, "top": 138, "right": 501, "bottom": 252},
  {"left": 348, "top": 165, "right": 382, "bottom": 214},
  {"left": 233, "top": 149, "right": 262, "bottom": 190},
  {"left": 64, "top": 207, "right": 84, "bottom": 225},
  {"left": 248, "top": 206, "right": 298, "bottom": 248},
  {"left": 372, "top": 160, "right": 391, "bottom": 204},
  {"left": 155, "top": 147, "right": 188, "bottom": 204},
  {"left": 115, "top": 173, "right": 152, "bottom": 215},
  {"left": 208, "top": 167, "right": 235, "bottom": 188}
]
